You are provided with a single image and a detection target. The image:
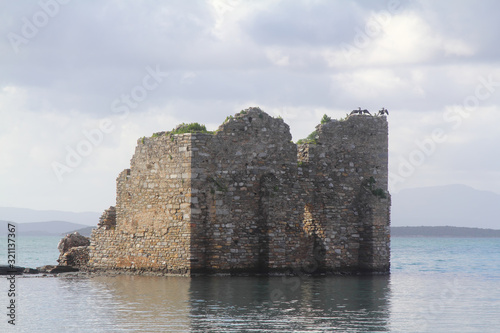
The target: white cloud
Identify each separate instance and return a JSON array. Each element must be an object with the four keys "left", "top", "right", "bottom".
[{"left": 324, "top": 10, "right": 475, "bottom": 68}]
